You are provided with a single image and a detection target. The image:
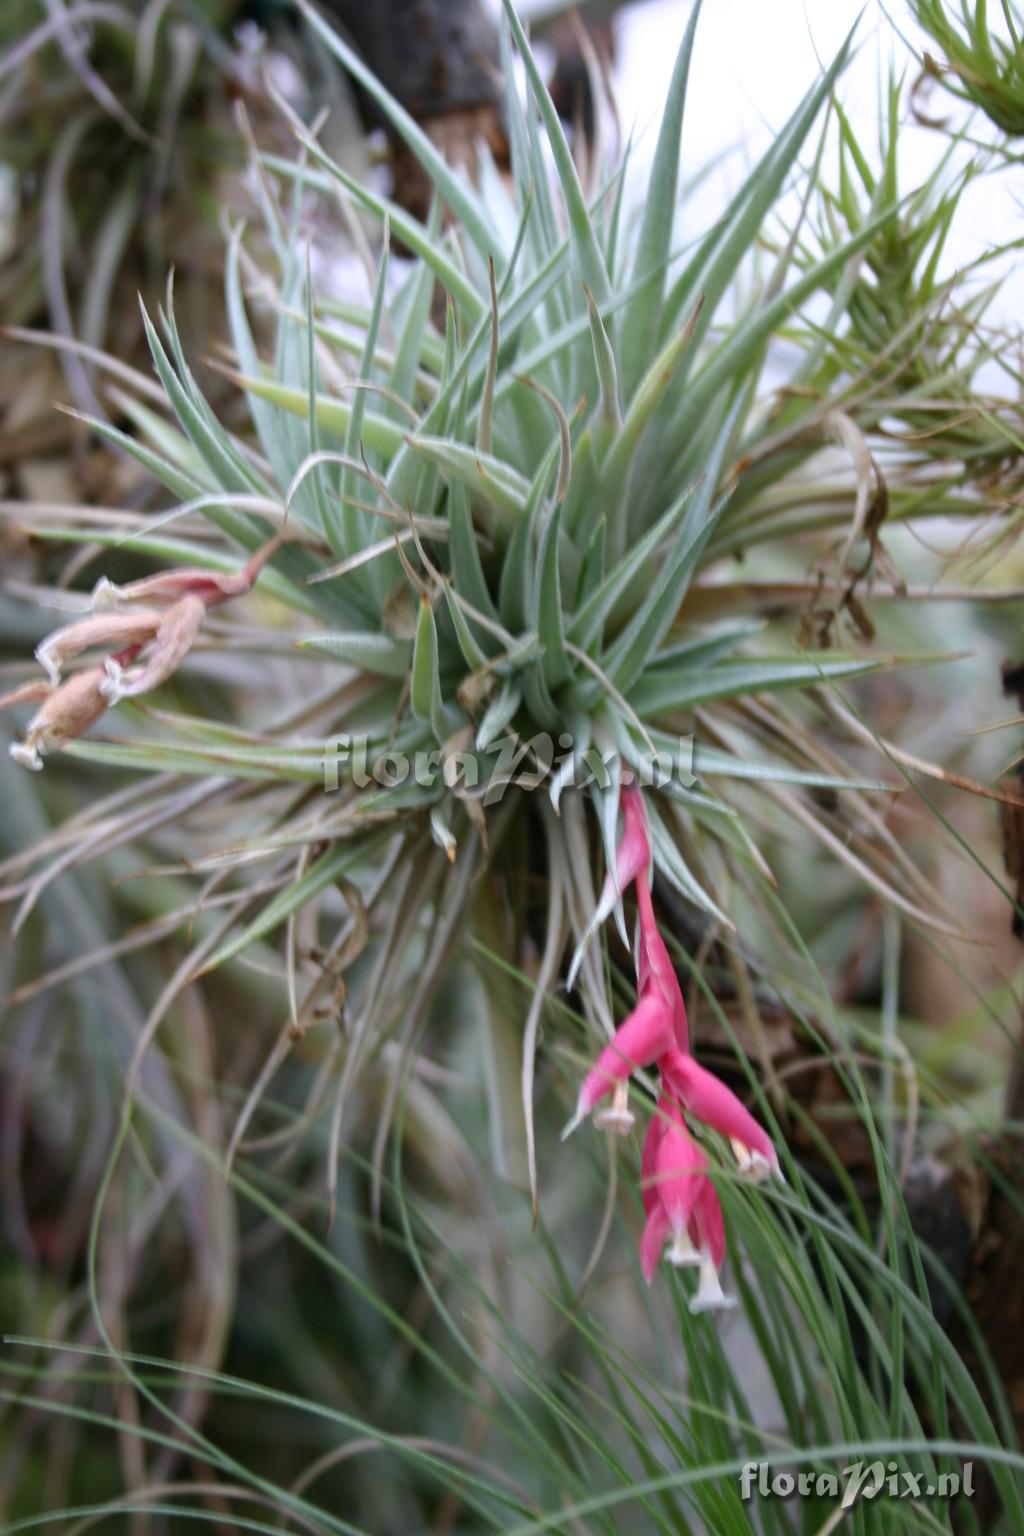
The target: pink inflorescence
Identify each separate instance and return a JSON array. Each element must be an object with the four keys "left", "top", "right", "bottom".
[{"left": 563, "top": 781, "right": 781, "bottom": 1312}]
